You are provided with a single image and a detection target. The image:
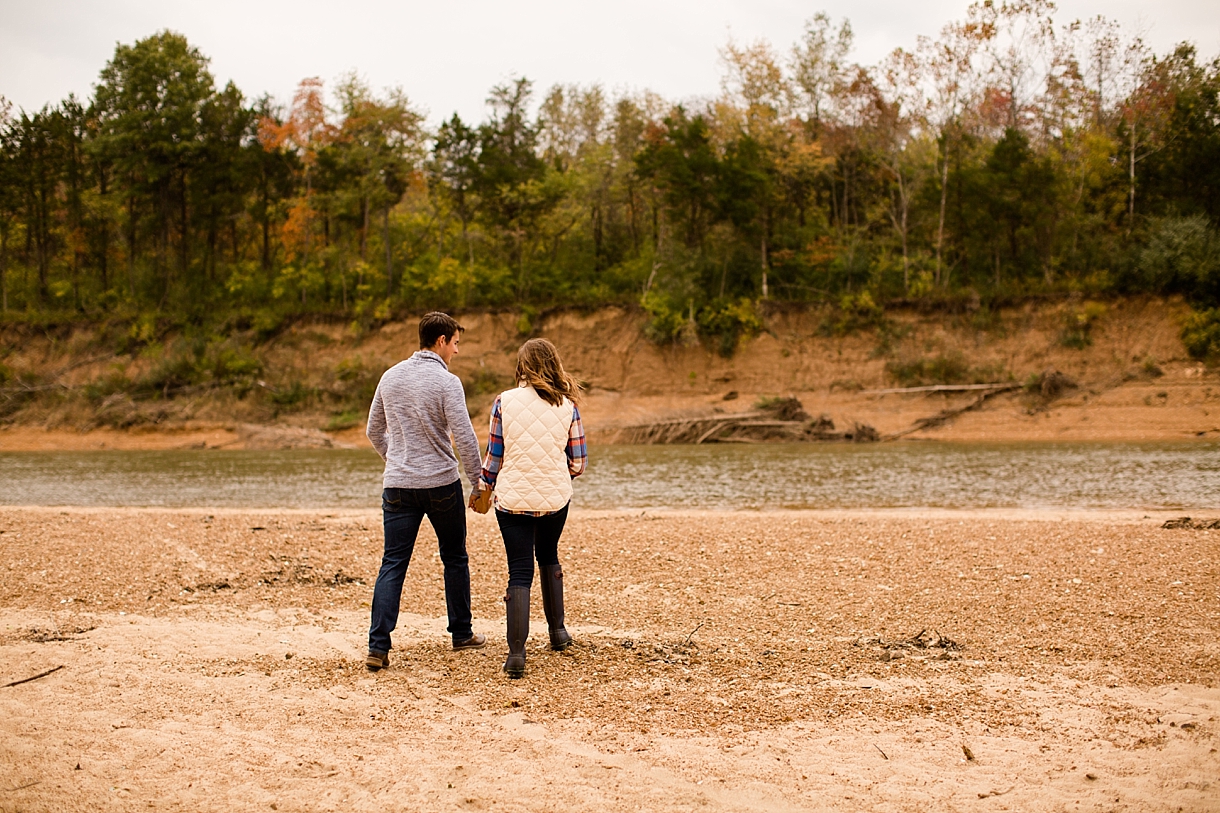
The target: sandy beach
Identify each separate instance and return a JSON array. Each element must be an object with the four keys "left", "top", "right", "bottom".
[{"left": 1, "top": 506, "right": 1217, "bottom": 811}]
